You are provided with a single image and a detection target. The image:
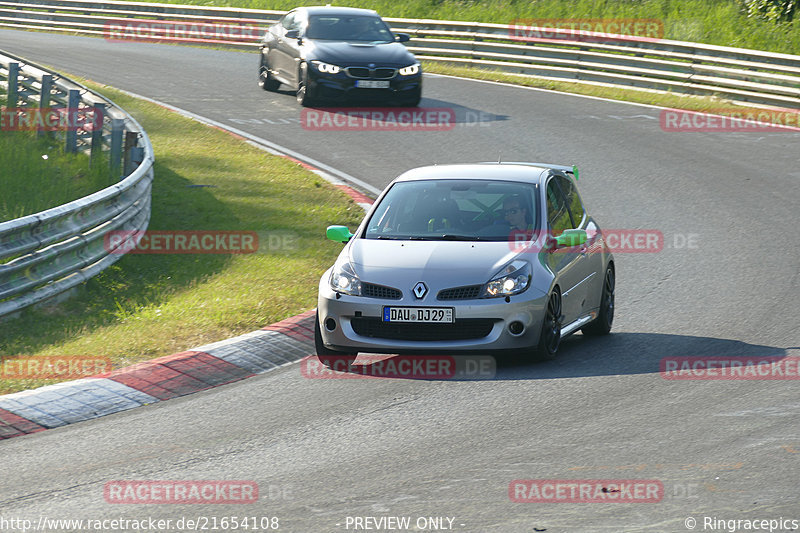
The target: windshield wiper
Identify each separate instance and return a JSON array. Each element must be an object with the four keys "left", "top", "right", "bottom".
[
  {"left": 374, "top": 235, "right": 484, "bottom": 241},
  {"left": 437, "top": 234, "right": 485, "bottom": 241},
  {"left": 372, "top": 235, "right": 434, "bottom": 240}
]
